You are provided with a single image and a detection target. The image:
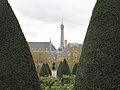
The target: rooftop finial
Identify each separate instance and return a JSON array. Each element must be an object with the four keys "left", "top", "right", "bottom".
[{"left": 50, "top": 39, "right": 51, "bottom": 43}]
